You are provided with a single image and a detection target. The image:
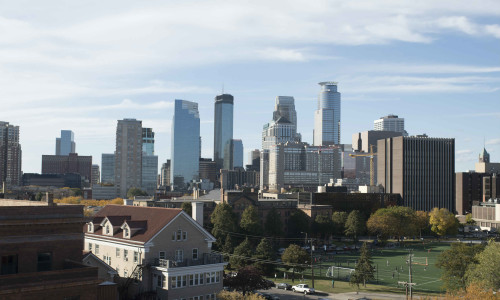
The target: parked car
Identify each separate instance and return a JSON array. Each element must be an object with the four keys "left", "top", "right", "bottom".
[
  {"left": 276, "top": 282, "right": 291, "bottom": 290},
  {"left": 264, "top": 280, "right": 276, "bottom": 288},
  {"left": 292, "top": 284, "right": 315, "bottom": 294}
]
